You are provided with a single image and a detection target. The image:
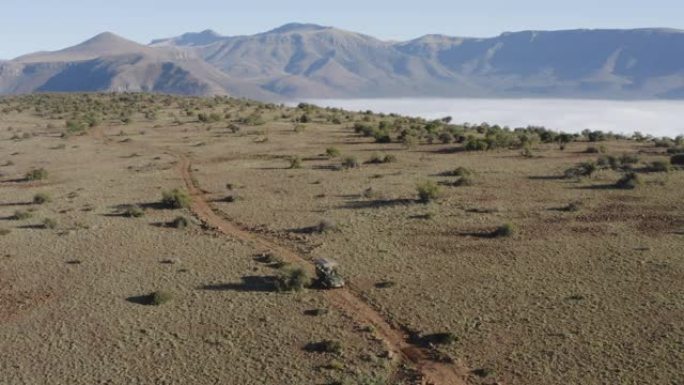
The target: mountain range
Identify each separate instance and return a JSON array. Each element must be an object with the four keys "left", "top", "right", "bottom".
[{"left": 2, "top": 23, "right": 684, "bottom": 100}]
